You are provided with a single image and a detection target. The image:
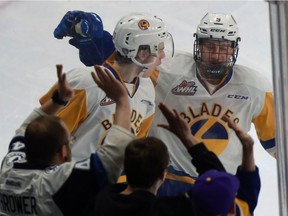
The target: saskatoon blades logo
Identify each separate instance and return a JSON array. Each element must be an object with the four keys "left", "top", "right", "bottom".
[
  {"left": 171, "top": 80, "right": 197, "bottom": 95},
  {"left": 138, "top": 19, "right": 150, "bottom": 30},
  {"left": 191, "top": 118, "right": 229, "bottom": 155}
]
